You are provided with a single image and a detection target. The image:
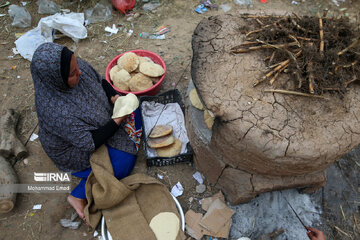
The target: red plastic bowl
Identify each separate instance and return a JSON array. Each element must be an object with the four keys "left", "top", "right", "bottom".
[{"left": 105, "top": 50, "right": 166, "bottom": 96}]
